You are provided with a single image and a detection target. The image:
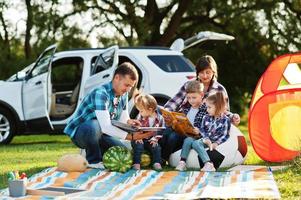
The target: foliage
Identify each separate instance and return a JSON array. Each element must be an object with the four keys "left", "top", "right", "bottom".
[{"left": 0, "top": 0, "right": 300, "bottom": 113}]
